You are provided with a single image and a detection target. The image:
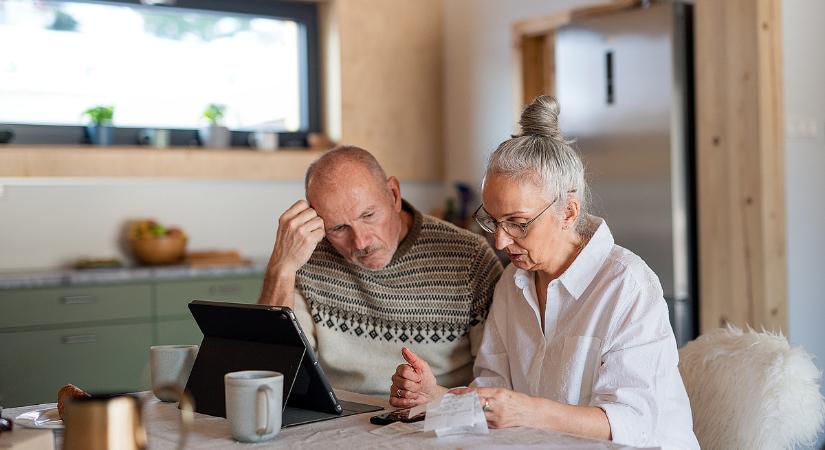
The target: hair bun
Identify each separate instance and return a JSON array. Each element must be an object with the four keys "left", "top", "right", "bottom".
[{"left": 519, "top": 95, "right": 562, "bottom": 139}]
